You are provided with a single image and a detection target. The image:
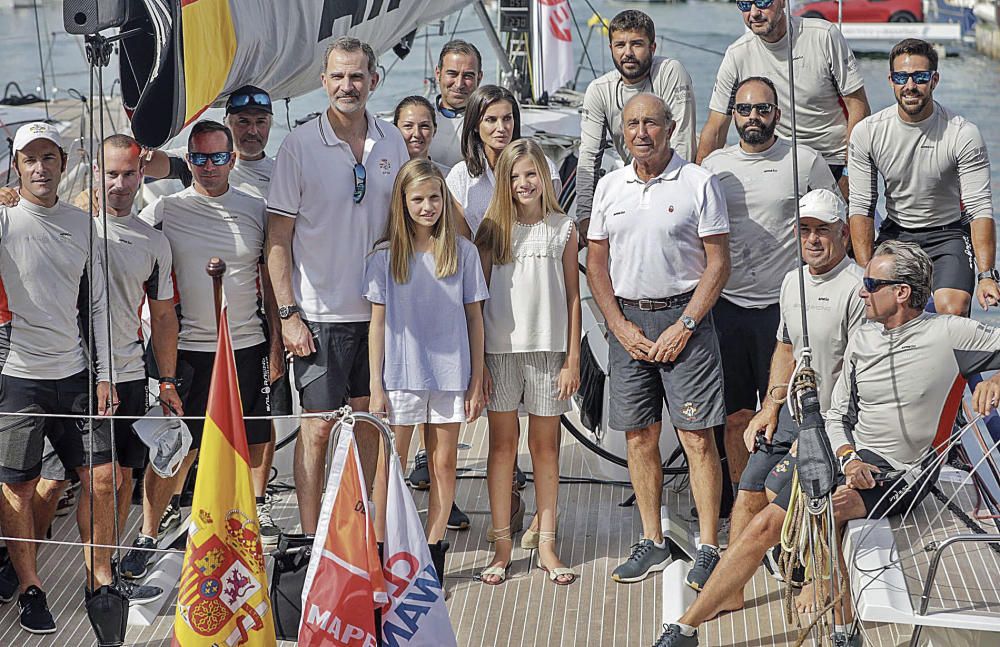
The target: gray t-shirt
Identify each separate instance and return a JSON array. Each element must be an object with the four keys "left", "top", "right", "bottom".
[
  {"left": 427, "top": 104, "right": 464, "bottom": 170},
  {"left": 98, "top": 213, "right": 174, "bottom": 382},
  {"left": 827, "top": 313, "right": 1000, "bottom": 468},
  {"left": 363, "top": 237, "right": 489, "bottom": 392},
  {"left": 0, "top": 199, "right": 111, "bottom": 381},
  {"left": 139, "top": 186, "right": 267, "bottom": 352},
  {"left": 230, "top": 155, "right": 275, "bottom": 199},
  {"left": 703, "top": 138, "right": 839, "bottom": 308},
  {"left": 577, "top": 56, "right": 697, "bottom": 222},
  {"left": 709, "top": 17, "right": 864, "bottom": 165},
  {"left": 778, "top": 256, "right": 865, "bottom": 412},
  {"left": 848, "top": 102, "right": 993, "bottom": 229}
]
